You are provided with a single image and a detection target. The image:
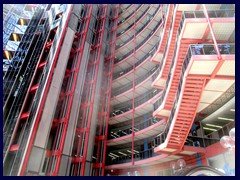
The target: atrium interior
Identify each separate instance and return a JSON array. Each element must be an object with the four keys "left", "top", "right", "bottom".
[{"left": 3, "top": 4, "right": 235, "bottom": 176}]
